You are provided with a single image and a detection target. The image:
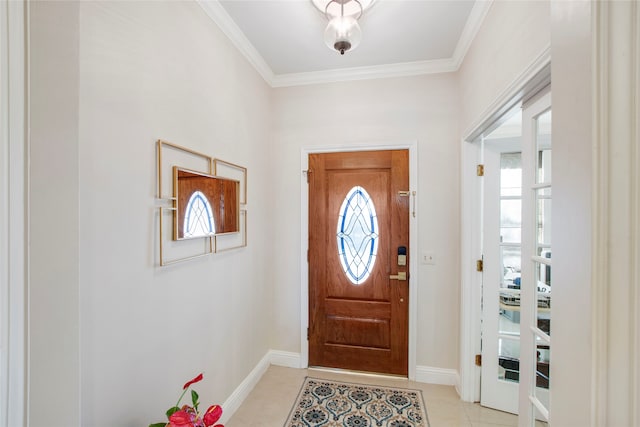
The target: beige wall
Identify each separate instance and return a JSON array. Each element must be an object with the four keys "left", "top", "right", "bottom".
[
  {"left": 31, "top": 1, "right": 634, "bottom": 426},
  {"left": 29, "top": 2, "right": 81, "bottom": 426},
  {"left": 271, "top": 73, "right": 462, "bottom": 370},
  {"left": 78, "top": 2, "right": 274, "bottom": 424},
  {"left": 458, "top": 0, "right": 550, "bottom": 135},
  {"left": 30, "top": 1, "right": 274, "bottom": 425}
]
